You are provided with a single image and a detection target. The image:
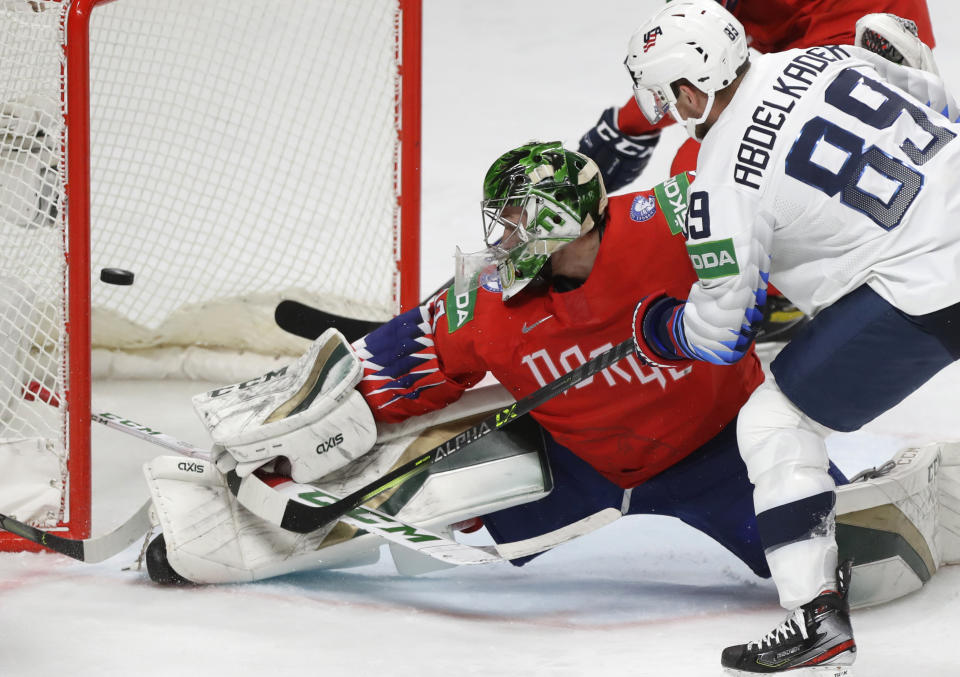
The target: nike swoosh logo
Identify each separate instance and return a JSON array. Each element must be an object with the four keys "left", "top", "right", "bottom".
[{"left": 521, "top": 315, "right": 554, "bottom": 334}]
